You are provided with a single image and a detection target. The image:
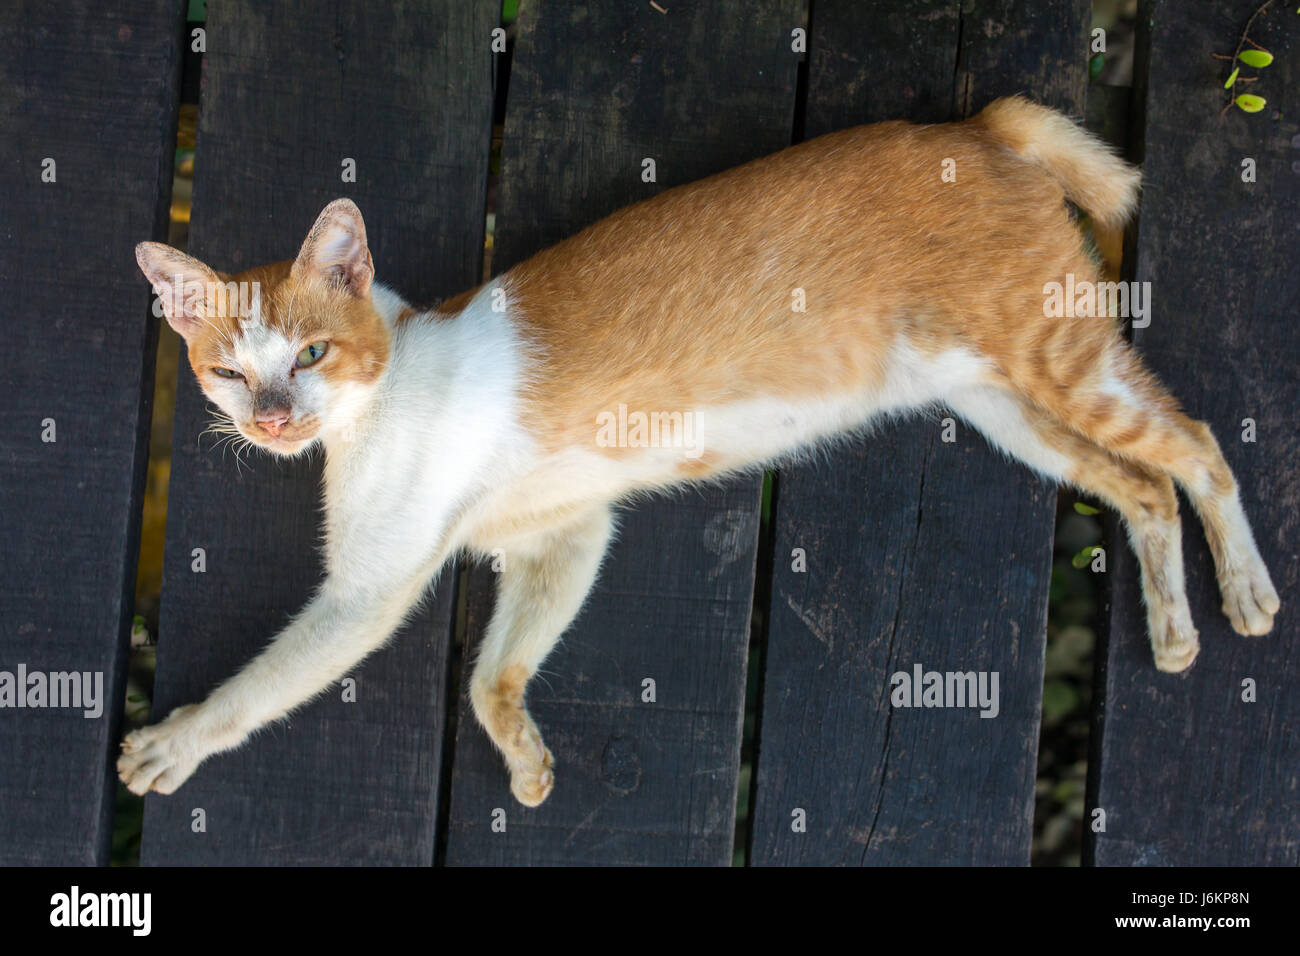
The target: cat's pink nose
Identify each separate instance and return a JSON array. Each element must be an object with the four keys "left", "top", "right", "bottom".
[{"left": 255, "top": 411, "right": 291, "bottom": 439}]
